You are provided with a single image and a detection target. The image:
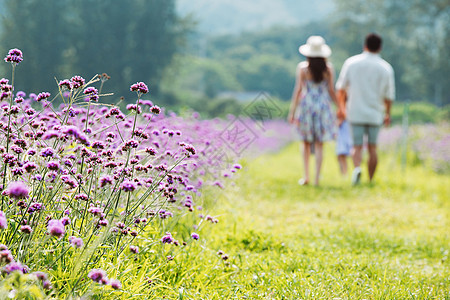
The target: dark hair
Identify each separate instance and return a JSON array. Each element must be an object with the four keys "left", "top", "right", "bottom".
[
  {"left": 365, "top": 33, "right": 382, "bottom": 52},
  {"left": 307, "top": 57, "right": 327, "bottom": 83}
]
